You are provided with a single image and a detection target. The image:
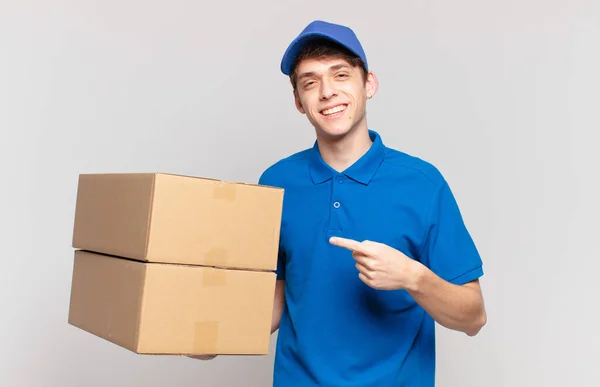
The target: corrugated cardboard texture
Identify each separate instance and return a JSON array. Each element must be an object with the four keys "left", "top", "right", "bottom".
[
  {"left": 71, "top": 173, "right": 284, "bottom": 271},
  {"left": 68, "top": 250, "right": 145, "bottom": 352},
  {"left": 68, "top": 250, "right": 276, "bottom": 355},
  {"left": 72, "top": 173, "right": 155, "bottom": 261},
  {"left": 147, "top": 173, "right": 283, "bottom": 270}
]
